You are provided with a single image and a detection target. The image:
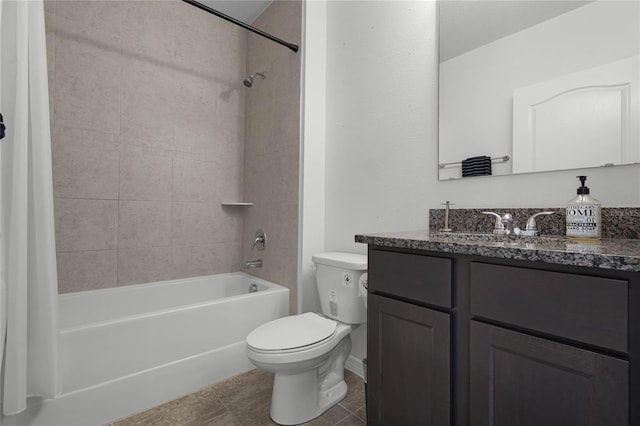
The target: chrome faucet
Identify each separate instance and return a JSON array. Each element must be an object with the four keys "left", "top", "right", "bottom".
[
  {"left": 483, "top": 210, "right": 555, "bottom": 239},
  {"left": 500, "top": 213, "right": 520, "bottom": 240},
  {"left": 482, "top": 211, "right": 521, "bottom": 240}
]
